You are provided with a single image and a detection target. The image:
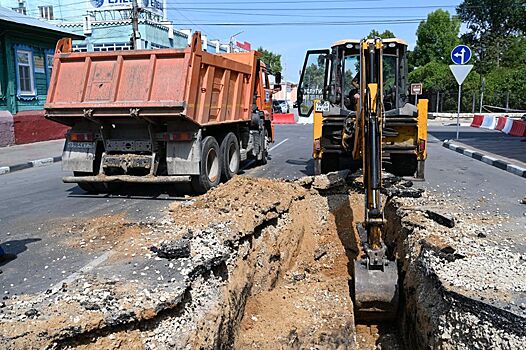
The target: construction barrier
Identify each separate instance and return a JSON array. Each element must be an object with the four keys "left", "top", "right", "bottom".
[
  {"left": 508, "top": 119, "right": 526, "bottom": 137},
  {"left": 272, "top": 113, "right": 296, "bottom": 124},
  {"left": 470, "top": 113, "right": 526, "bottom": 137},
  {"left": 495, "top": 116, "right": 508, "bottom": 131},
  {"left": 470, "top": 114, "right": 484, "bottom": 127},
  {"left": 502, "top": 118, "right": 514, "bottom": 134},
  {"left": 480, "top": 115, "right": 497, "bottom": 129}
]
